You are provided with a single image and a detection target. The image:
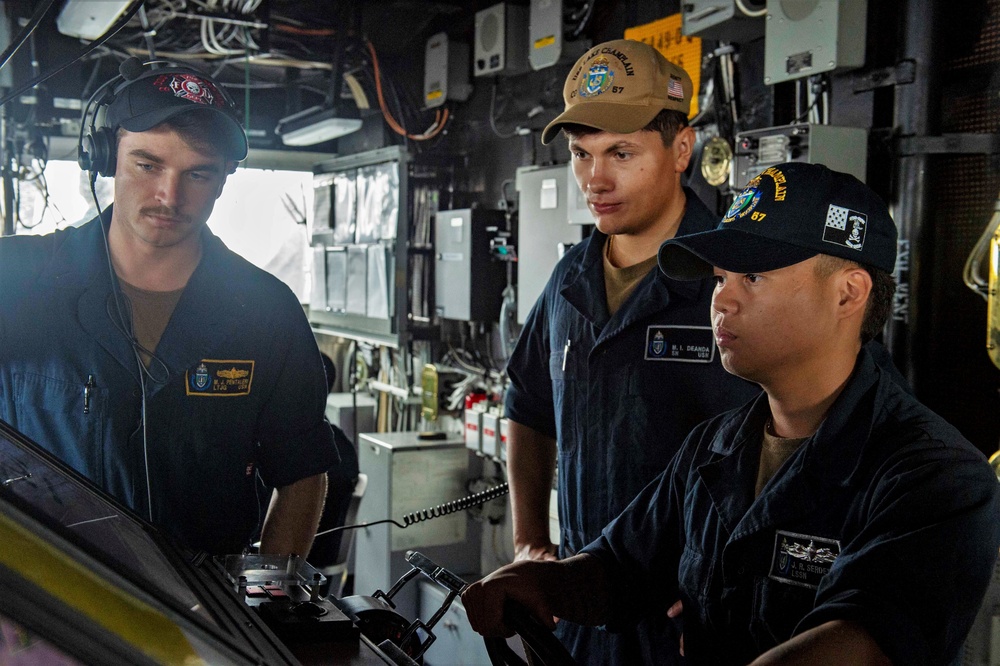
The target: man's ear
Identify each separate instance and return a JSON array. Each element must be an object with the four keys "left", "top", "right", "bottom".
[
  {"left": 672, "top": 125, "right": 696, "bottom": 173},
  {"left": 837, "top": 266, "right": 873, "bottom": 320}
]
